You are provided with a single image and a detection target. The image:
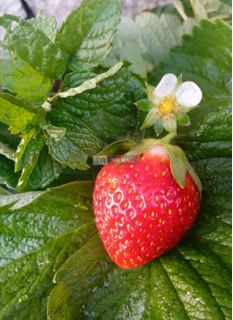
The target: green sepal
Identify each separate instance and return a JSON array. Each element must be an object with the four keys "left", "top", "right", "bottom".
[
  {"left": 97, "top": 139, "right": 137, "bottom": 158},
  {"left": 162, "top": 133, "right": 202, "bottom": 194},
  {"left": 141, "top": 108, "right": 158, "bottom": 129},
  {"left": 145, "top": 82, "right": 156, "bottom": 103},
  {"left": 175, "top": 112, "right": 191, "bottom": 126},
  {"left": 153, "top": 119, "right": 164, "bottom": 136},
  {"left": 135, "top": 99, "right": 154, "bottom": 111},
  {"left": 122, "top": 133, "right": 202, "bottom": 195},
  {"left": 165, "top": 143, "right": 202, "bottom": 194},
  {"left": 176, "top": 74, "right": 183, "bottom": 87}
]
